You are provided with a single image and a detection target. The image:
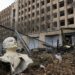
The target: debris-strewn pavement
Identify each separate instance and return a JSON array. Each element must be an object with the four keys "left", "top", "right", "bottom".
[
  {"left": 22, "top": 50, "right": 75, "bottom": 75},
  {"left": 1, "top": 50, "right": 75, "bottom": 75}
]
